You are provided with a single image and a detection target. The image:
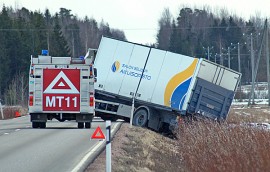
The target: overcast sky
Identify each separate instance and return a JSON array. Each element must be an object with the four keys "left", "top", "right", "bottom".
[{"left": 1, "top": 0, "right": 270, "bottom": 44}]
